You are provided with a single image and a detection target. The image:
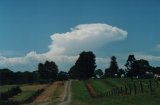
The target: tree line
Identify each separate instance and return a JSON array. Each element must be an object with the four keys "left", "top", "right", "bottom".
[
  {"left": 0, "top": 51, "right": 160, "bottom": 85},
  {"left": 0, "top": 61, "right": 68, "bottom": 85},
  {"left": 68, "top": 52, "right": 160, "bottom": 80}
]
